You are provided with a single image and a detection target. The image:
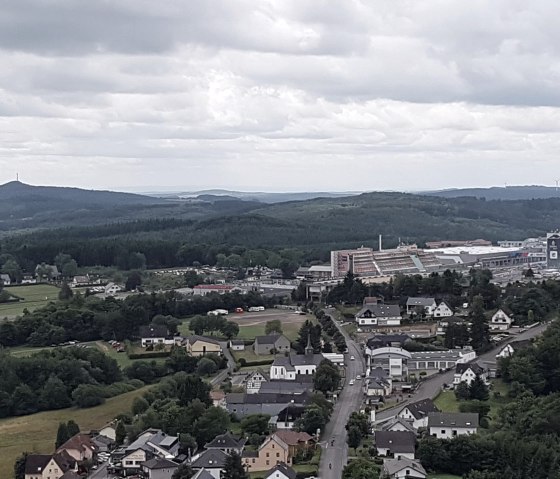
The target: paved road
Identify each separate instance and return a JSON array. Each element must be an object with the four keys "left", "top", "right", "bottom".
[
  {"left": 377, "top": 322, "right": 550, "bottom": 421},
  {"left": 211, "top": 341, "right": 236, "bottom": 386},
  {"left": 319, "top": 311, "right": 366, "bottom": 479}
]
